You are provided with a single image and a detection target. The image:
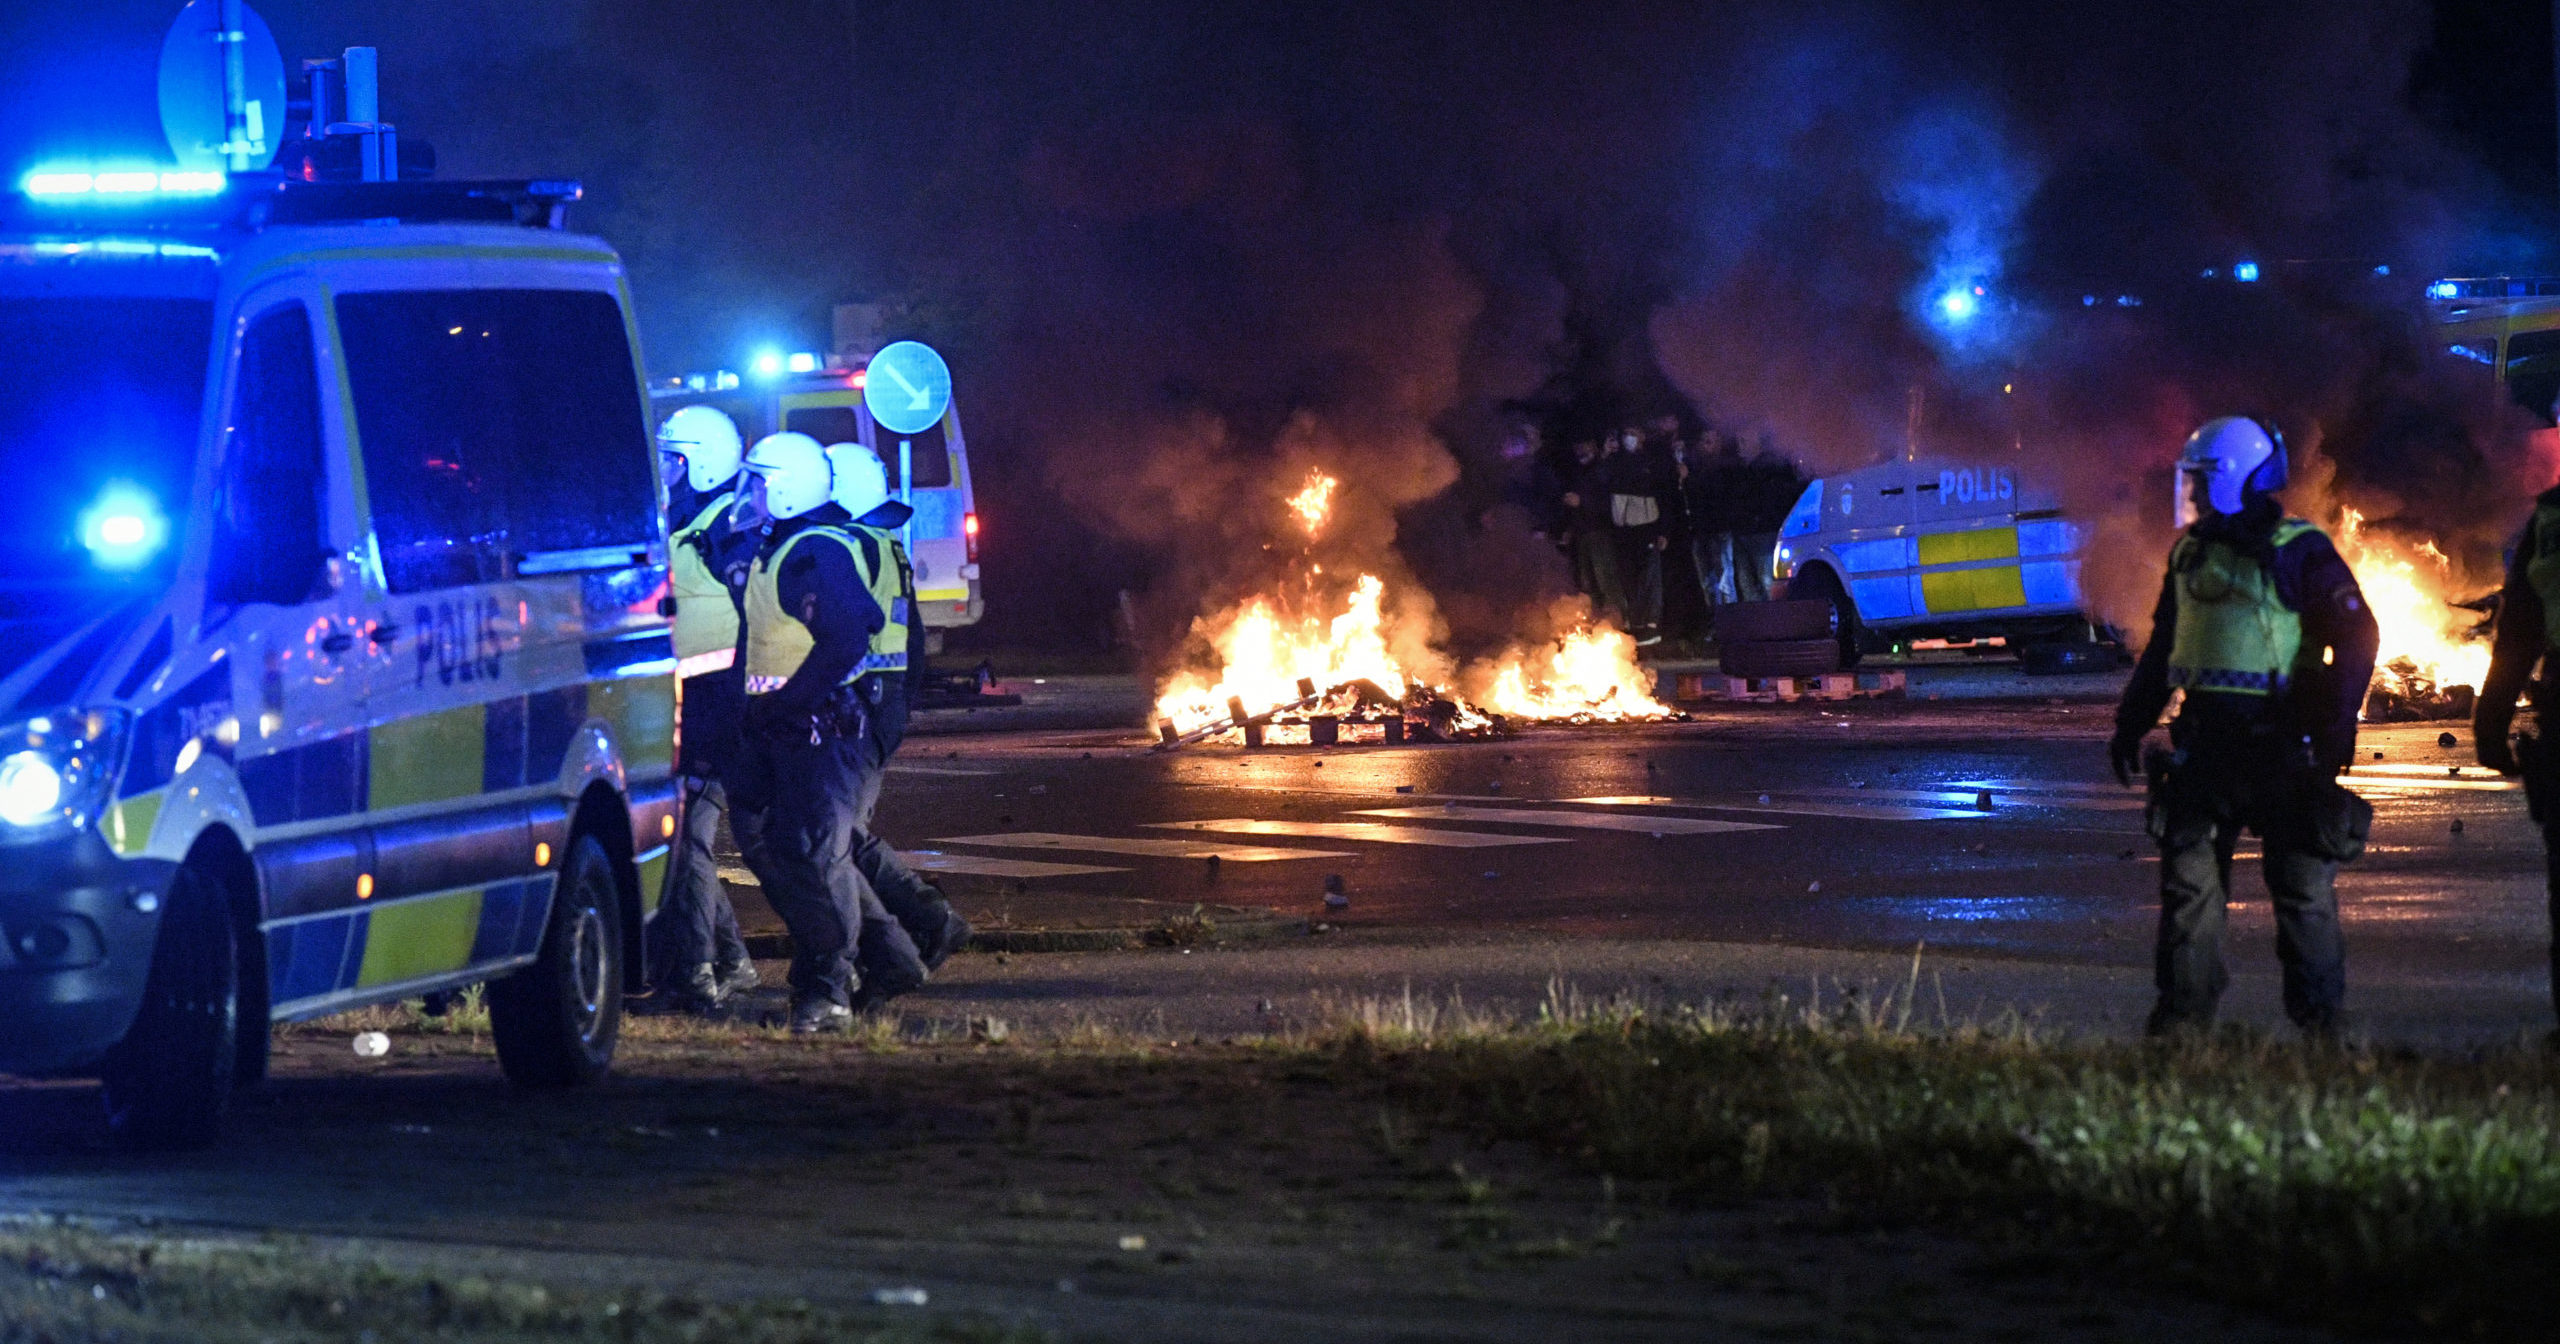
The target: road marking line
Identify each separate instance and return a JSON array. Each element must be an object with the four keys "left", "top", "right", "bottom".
[
  {"left": 1145, "top": 819, "right": 1569, "bottom": 848},
  {"left": 1565, "top": 794, "right": 1990, "bottom": 822},
  {"left": 888, "top": 764, "right": 1000, "bottom": 776},
  {"left": 900, "top": 851, "right": 1127, "bottom": 878},
  {"left": 1349, "top": 806, "right": 1782, "bottom": 835},
  {"left": 1778, "top": 785, "right": 2145, "bottom": 812},
  {"left": 932, "top": 831, "right": 1351, "bottom": 861}
]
